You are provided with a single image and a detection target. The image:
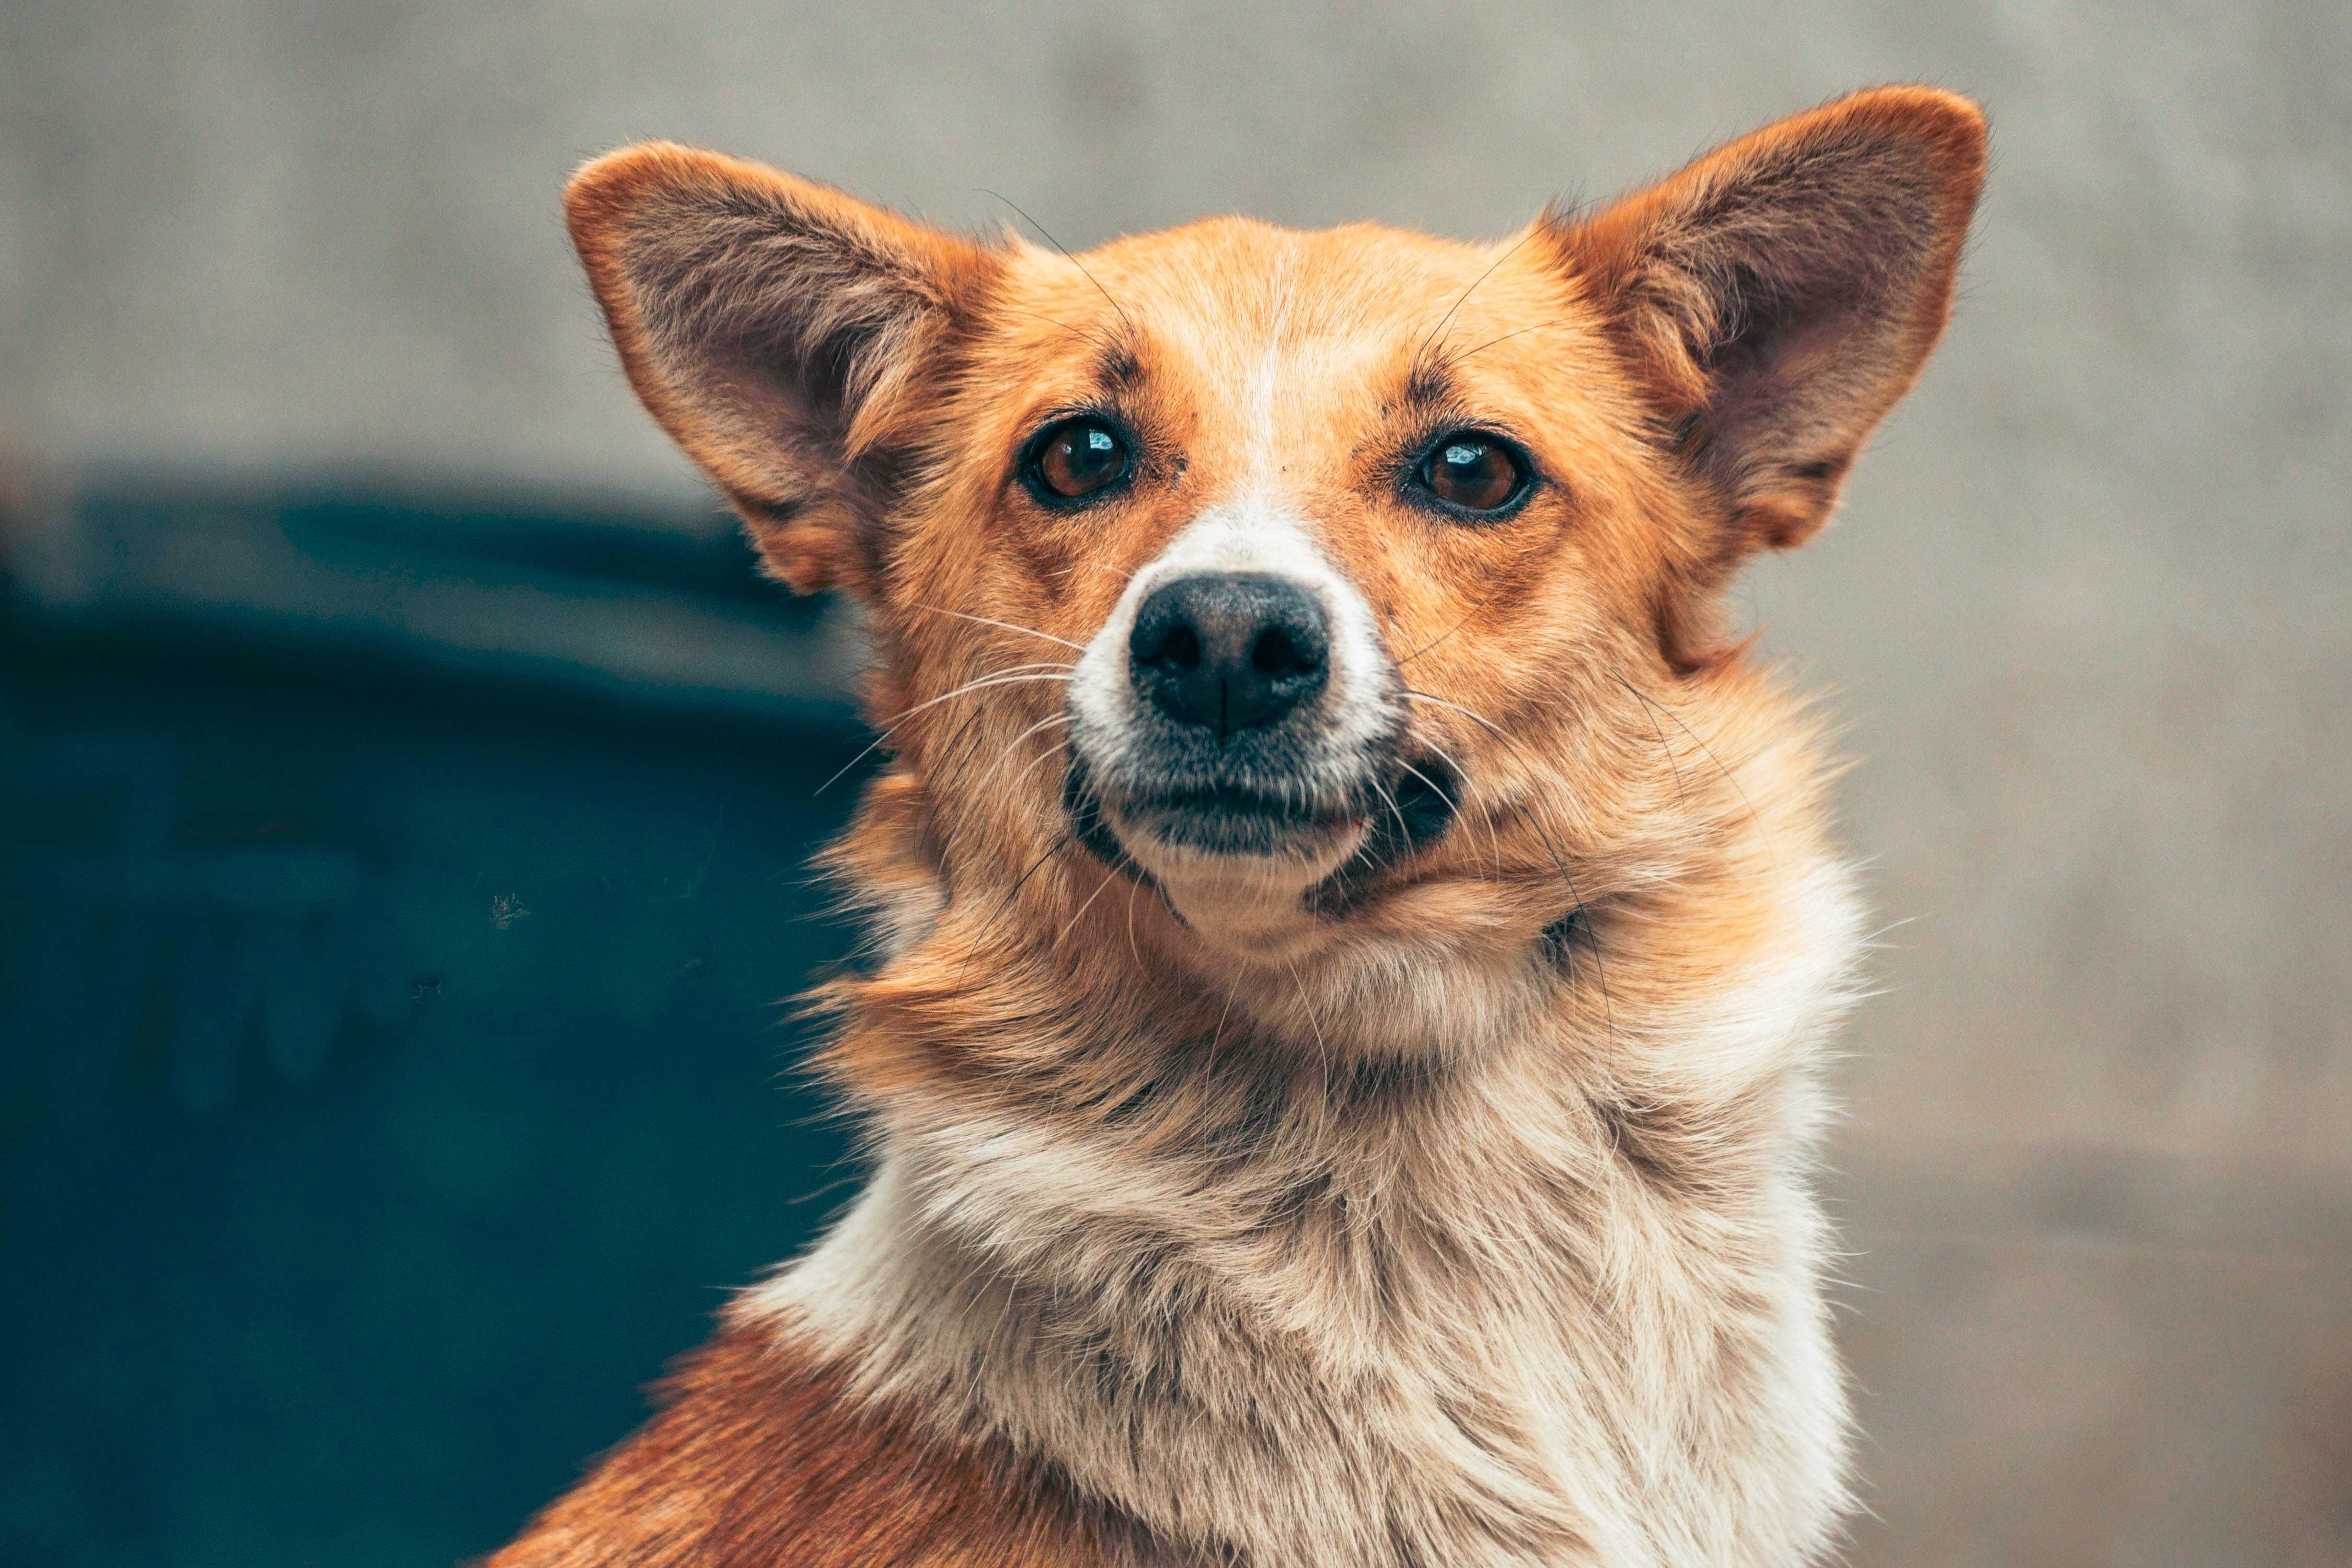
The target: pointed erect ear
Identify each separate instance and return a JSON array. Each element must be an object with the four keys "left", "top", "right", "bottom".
[
  {"left": 564, "top": 143, "right": 1002, "bottom": 593},
  {"left": 1556, "top": 87, "right": 1986, "bottom": 550}
]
